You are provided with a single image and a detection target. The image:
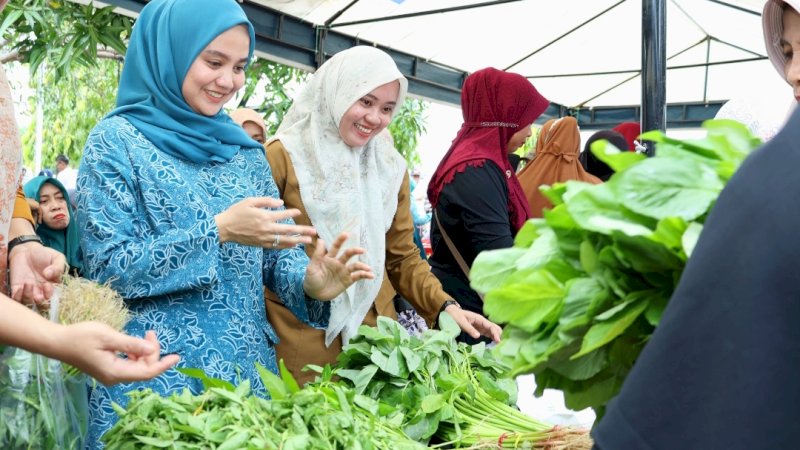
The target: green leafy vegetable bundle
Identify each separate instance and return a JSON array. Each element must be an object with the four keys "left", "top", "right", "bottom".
[
  {"left": 334, "top": 314, "right": 591, "bottom": 449},
  {"left": 103, "top": 362, "right": 426, "bottom": 450},
  {"left": 470, "top": 120, "right": 760, "bottom": 417}
]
